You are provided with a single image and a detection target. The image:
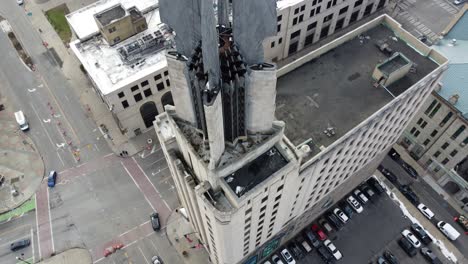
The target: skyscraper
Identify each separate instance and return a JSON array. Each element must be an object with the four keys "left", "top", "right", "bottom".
[{"left": 155, "top": 1, "right": 447, "bottom": 263}]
